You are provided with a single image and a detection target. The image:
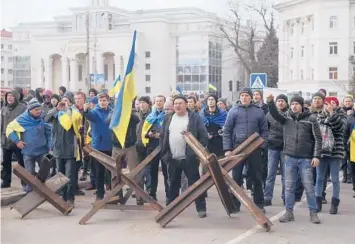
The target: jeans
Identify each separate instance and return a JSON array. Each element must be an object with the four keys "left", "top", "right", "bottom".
[
  {"left": 167, "top": 157, "right": 206, "bottom": 212},
  {"left": 137, "top": 147, "right": 151, "bottom": 193},
  {"left": 23, "top": 154, "right": 45, "bottom": 176},
  {"left": 284, "top": 156, "right": 317, "bottom": 212},
  {"left": 181, "top": 172, "right": 188, "bottom": 193},
  {"left": 147, "top": 147, "right": 169, "bottom": 199},
  {"left": 264, "top": 149, "right": 285, "bottom": 201},
  {"left": 56, "top": 158, "right": 76, "bottom": 201},
  {"left": 94, "top": 150, "right": 112, "bottom": 199},
  {"left": 232, "top": 149, "right": 264, "bottom": 208},
  {"left": 1, "top": 148, "right": 25, "bottom": 186},
  {"left": 316, "top": 158, "right": 341, "bottom": 199},
  {"left": 295, "top": 167, "right": 317, "bottom": 200}
]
